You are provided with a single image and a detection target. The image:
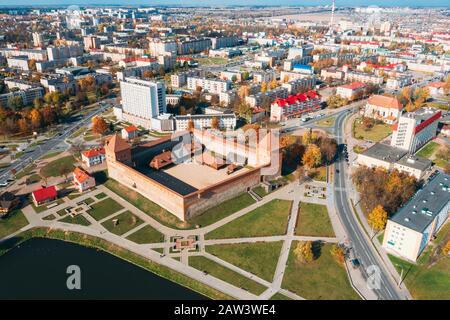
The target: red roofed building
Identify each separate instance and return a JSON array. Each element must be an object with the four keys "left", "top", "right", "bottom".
[
  {"left": 81, "top": 147, "right": 106, "bottom": 168},
  {"left": 364, "top": 95, "right": 404, "bottom": 124},
  {"left": 336, "top": 82, "right": 367, "bottom": 100},
  {"left": 121, "top": 125, "right": 139, "bottom": 140},
  {"left": 270, "top": 90, "right": 321, "bottom": 122},
  {"left": 73, "top": 167, "right": 96, "bottom": 193},
  {"left": 32, "top": 186, "right": 57, "bottom": 206},
  {"left": 427, "top": 82, "right": 446, "bottom": 96}
]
